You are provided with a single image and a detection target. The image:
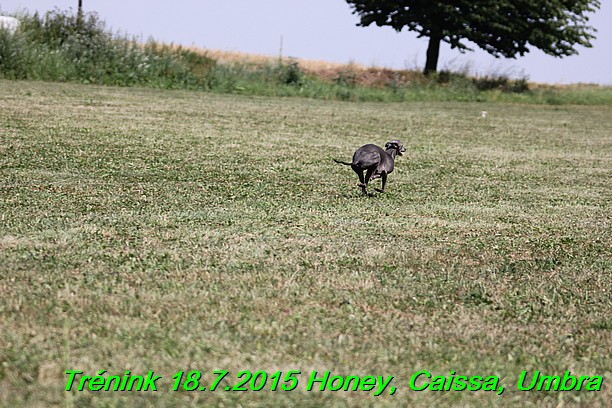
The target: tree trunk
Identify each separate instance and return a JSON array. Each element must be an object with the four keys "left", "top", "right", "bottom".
[{"left": 424, "top": 35, "right": 441, "bottom": 75}]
